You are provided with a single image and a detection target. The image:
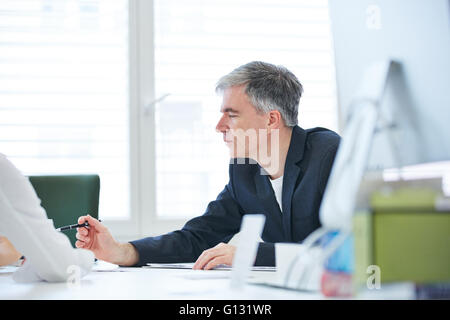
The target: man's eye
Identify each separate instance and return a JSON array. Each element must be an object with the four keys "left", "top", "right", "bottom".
[{"left": 229, "top": 114, "right": 237, "bottom": 118}]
